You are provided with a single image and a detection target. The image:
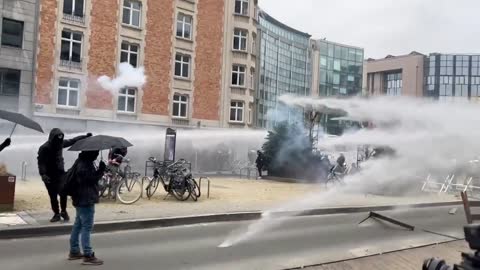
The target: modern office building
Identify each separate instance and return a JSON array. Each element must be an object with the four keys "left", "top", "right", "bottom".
[
  {"left": 0, "top": 0, "right": 39, "bottom": 115},
  {"left": 364, "top": 52, "right": 480, "bottom": 103},
  {"left": 425, "top": 53, "right": 480, "bottom": 102},
  {"left": 363, "top": 52, "right": 425, "bottom": 97},
  {"left": 312, "top": 39, "right": 364, "bottom": 98},
  {"left": 255, "top": 10, "right": 312, "bottom": 129},
  {"left": 32, "top": 0, "right": 259, "bottom": 131}
]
